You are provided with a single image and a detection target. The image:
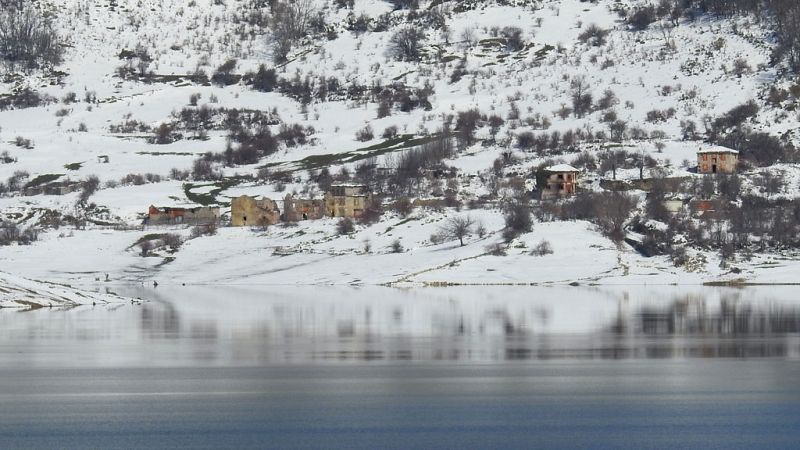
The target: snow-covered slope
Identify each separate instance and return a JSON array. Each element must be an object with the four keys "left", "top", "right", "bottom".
[{"left": 1, "top": 0, "right": 799, "bottom": 286}]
